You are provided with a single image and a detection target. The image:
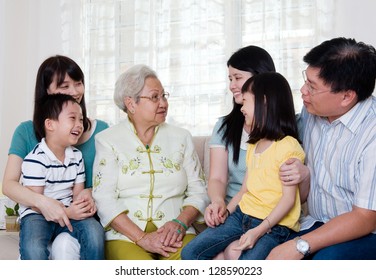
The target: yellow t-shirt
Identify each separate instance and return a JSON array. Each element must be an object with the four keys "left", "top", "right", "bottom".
[{"left": 238, "top": 136, "right": 305, "bottom": 232}]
